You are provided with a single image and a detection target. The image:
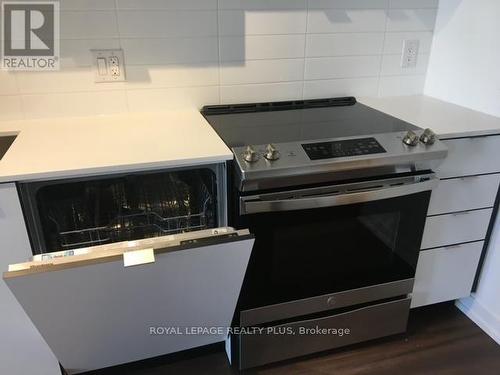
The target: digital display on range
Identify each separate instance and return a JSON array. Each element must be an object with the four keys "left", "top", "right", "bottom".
[{"left": 302, "top": 137, "right": 386, "bottom": 160}]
